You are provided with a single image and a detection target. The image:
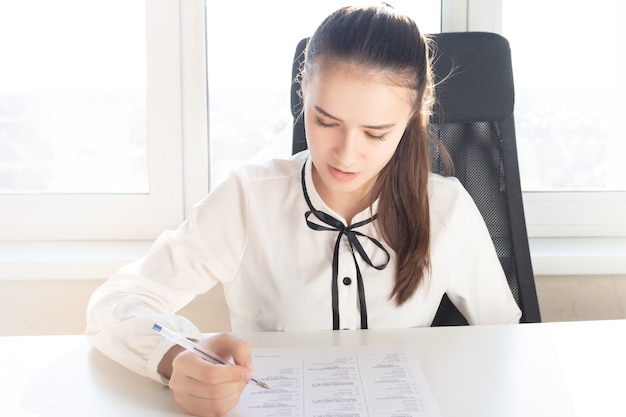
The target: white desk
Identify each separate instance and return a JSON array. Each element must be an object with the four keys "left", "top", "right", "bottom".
[{"left": 1, "top": 320, "right": 625, "bottom": 417}]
